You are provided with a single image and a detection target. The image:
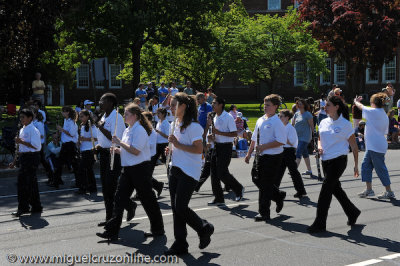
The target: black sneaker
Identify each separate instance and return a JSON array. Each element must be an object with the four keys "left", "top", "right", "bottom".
[
  {"left": 294, "top": 192, "right": 307, "bottom": 198},
  {"left": 199, "top": 223, "right": 214, "bottom": 249},
  {"left": 207, "top": 199, "right": 225, "bottom": 206},
  {"left": 347, "top": 209, "right": 361, "bottom": 226},
  {"left": 254, "top": 214, "right": 270, "bottom": 222},
  {"left": 276, "top": 191, "right": 286, "bottom": 213}
]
